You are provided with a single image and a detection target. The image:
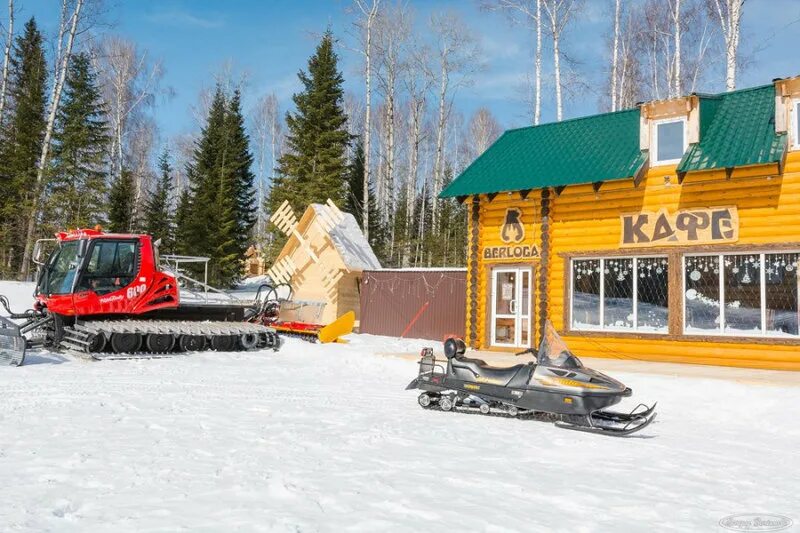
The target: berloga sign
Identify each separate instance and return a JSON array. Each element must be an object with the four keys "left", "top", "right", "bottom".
[{"left": 620, "top": 206, "right": 739, "bottom": 247}]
